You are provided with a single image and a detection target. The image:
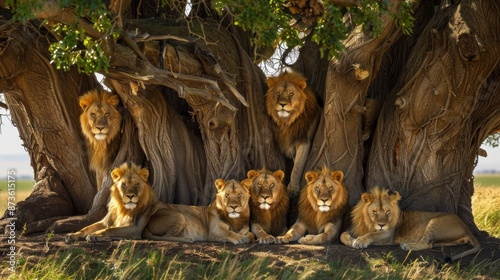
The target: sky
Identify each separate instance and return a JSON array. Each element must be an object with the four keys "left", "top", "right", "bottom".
[{"left": 1, "top": 108, "right": 499, "bottom": 179}]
